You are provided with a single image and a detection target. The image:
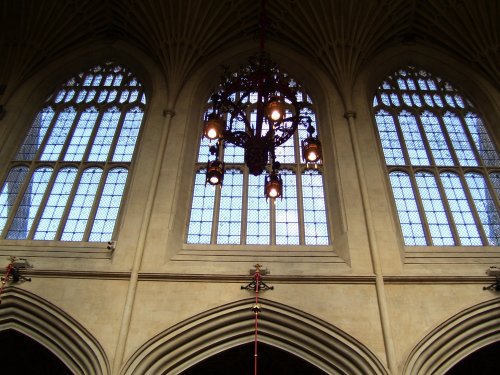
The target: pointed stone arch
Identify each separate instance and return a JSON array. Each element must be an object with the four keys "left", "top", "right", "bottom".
[
  {"left": 0, "top": 287, "right": 110, "bottom": 375},
  {"left": 403, "top": 298, "right": 500, "bottom": 374},
  {"left": 122, "top": 298, "right": 388, "bottom": 375}
]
